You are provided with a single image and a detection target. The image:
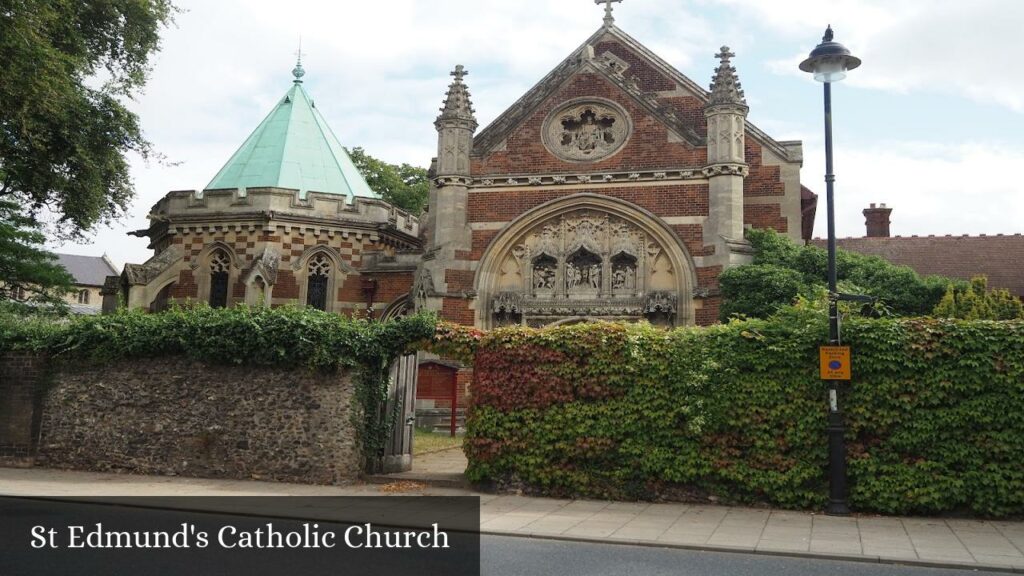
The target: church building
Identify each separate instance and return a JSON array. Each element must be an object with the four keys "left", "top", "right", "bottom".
[{"left": 115, "top": 3, "right": 813, "bottom": 329}]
